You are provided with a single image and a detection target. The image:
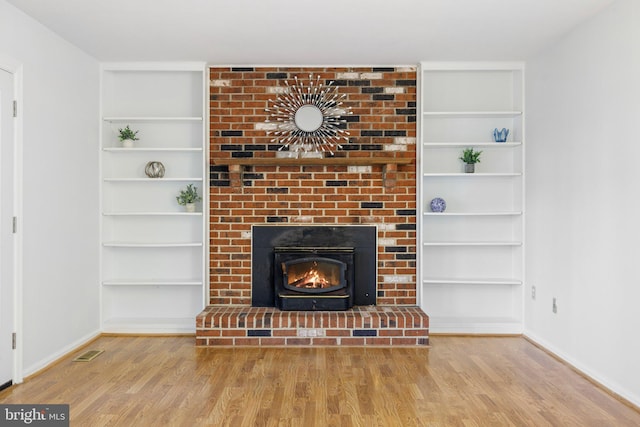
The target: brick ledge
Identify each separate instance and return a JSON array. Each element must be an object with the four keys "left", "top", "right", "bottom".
[{"left": 196, "top": 305, "right": 429, "bottom": 347}]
